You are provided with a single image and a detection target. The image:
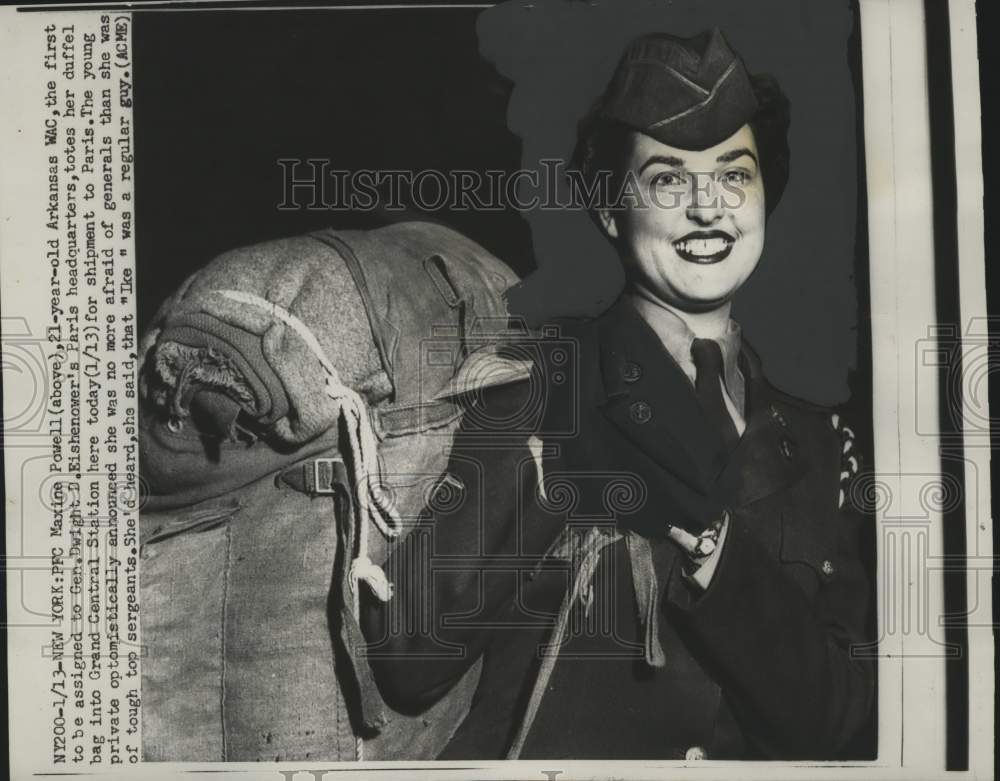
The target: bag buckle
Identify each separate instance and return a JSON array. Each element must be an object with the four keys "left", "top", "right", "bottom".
[{"left": 313, "top": 456, "right": 343, "bottom": 494}]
